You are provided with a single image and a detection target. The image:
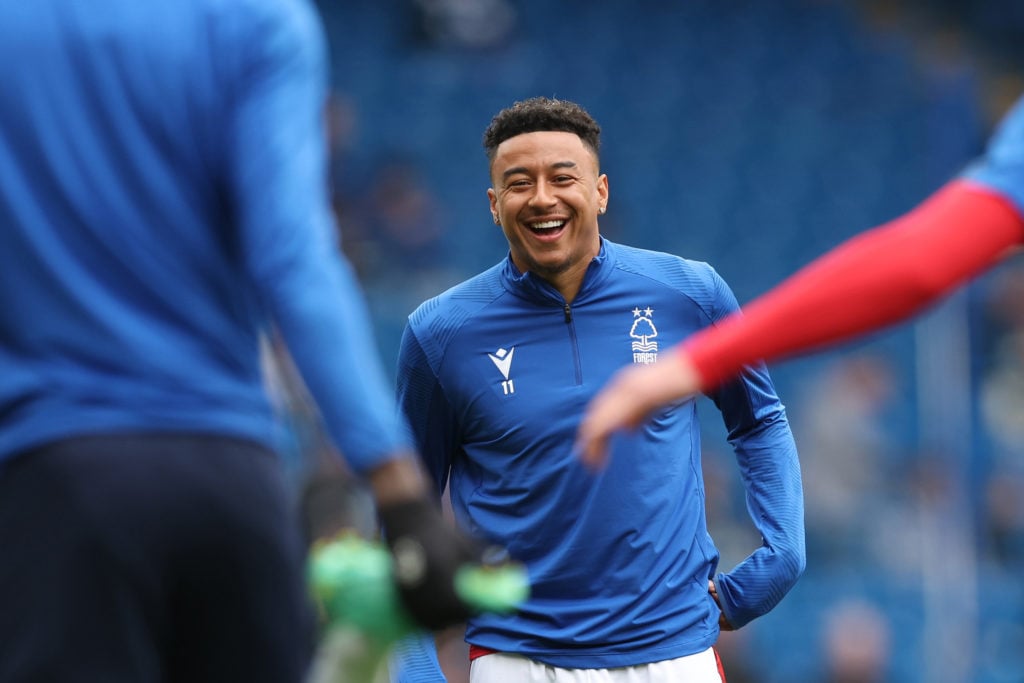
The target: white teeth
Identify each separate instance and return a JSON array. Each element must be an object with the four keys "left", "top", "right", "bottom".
[{"left": 532, "top": 220, "right": 565, "bottom": 229}]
